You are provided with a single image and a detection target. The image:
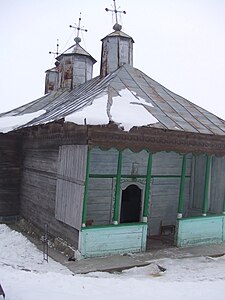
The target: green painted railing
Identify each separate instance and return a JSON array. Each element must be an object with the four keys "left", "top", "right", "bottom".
[
  {"left": 202, "top": 155, "right": 212, "bottom": 216},
  {"left": 177, "top": 154, "right": 187, "bottom": 218},
  {"left": 113, "top": 150, "right": 122, "bottom": 224},
  {"left": 82, "top": 147, "right": 91, "bottom": 226},
  {"left": 143, "top": 153, "right": 152, "bottom": 221}
]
